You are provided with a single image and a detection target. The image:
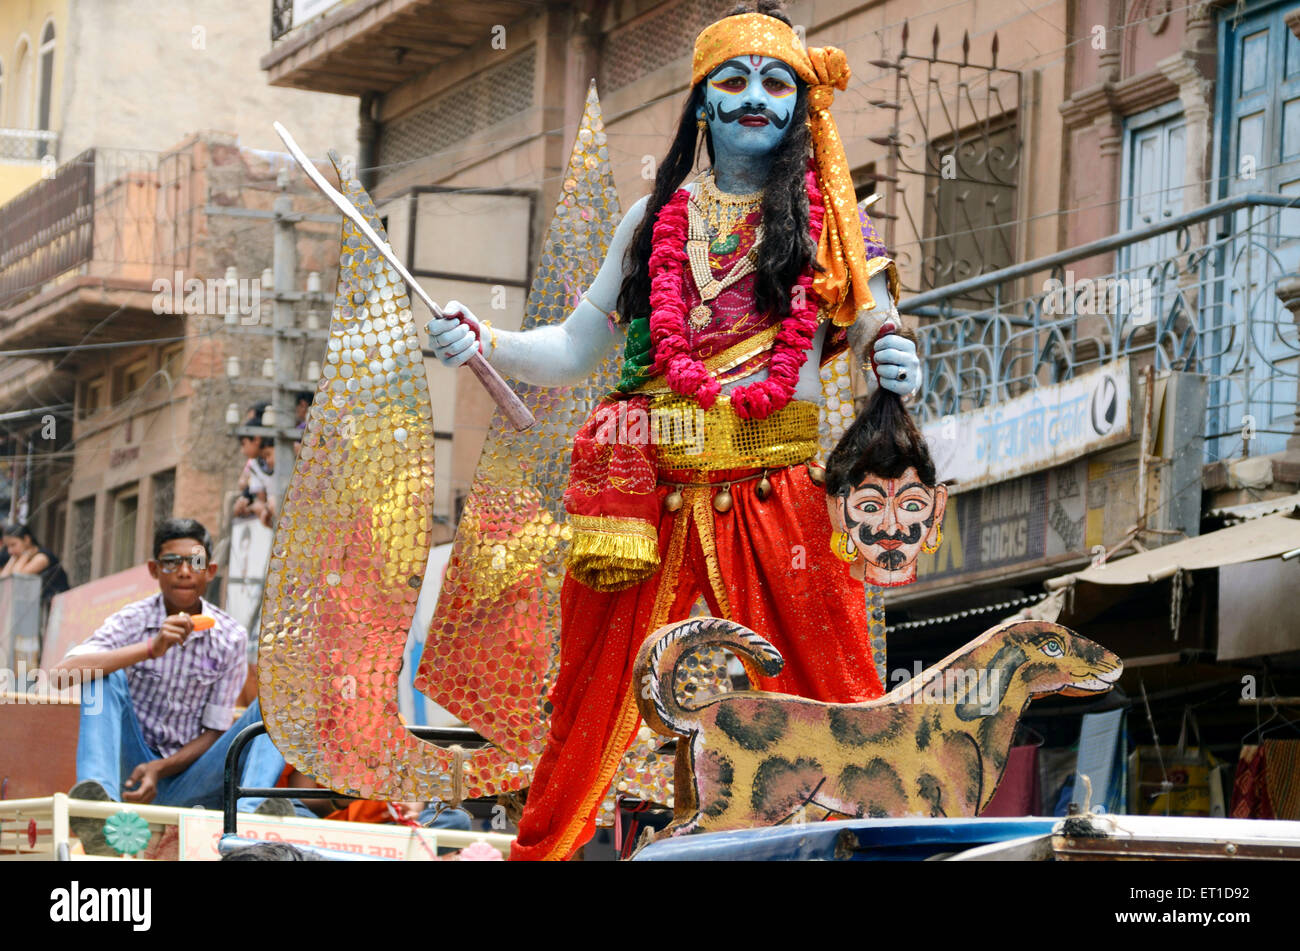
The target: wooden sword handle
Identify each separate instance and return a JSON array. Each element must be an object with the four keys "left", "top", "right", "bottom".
[{"left": 465, "top": 352, "right": 535, "bottom": 430}]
